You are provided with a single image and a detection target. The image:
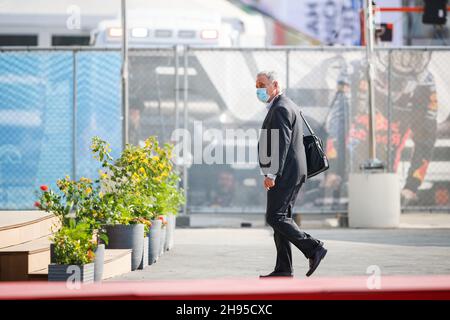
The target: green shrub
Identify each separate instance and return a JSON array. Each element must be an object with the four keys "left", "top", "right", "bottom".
[
  {"left": 35, "top": 134, "right": 184, "bottom": 264},
  {"left": 51, "top": 221, "right": 96, "bottom": 265}
]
